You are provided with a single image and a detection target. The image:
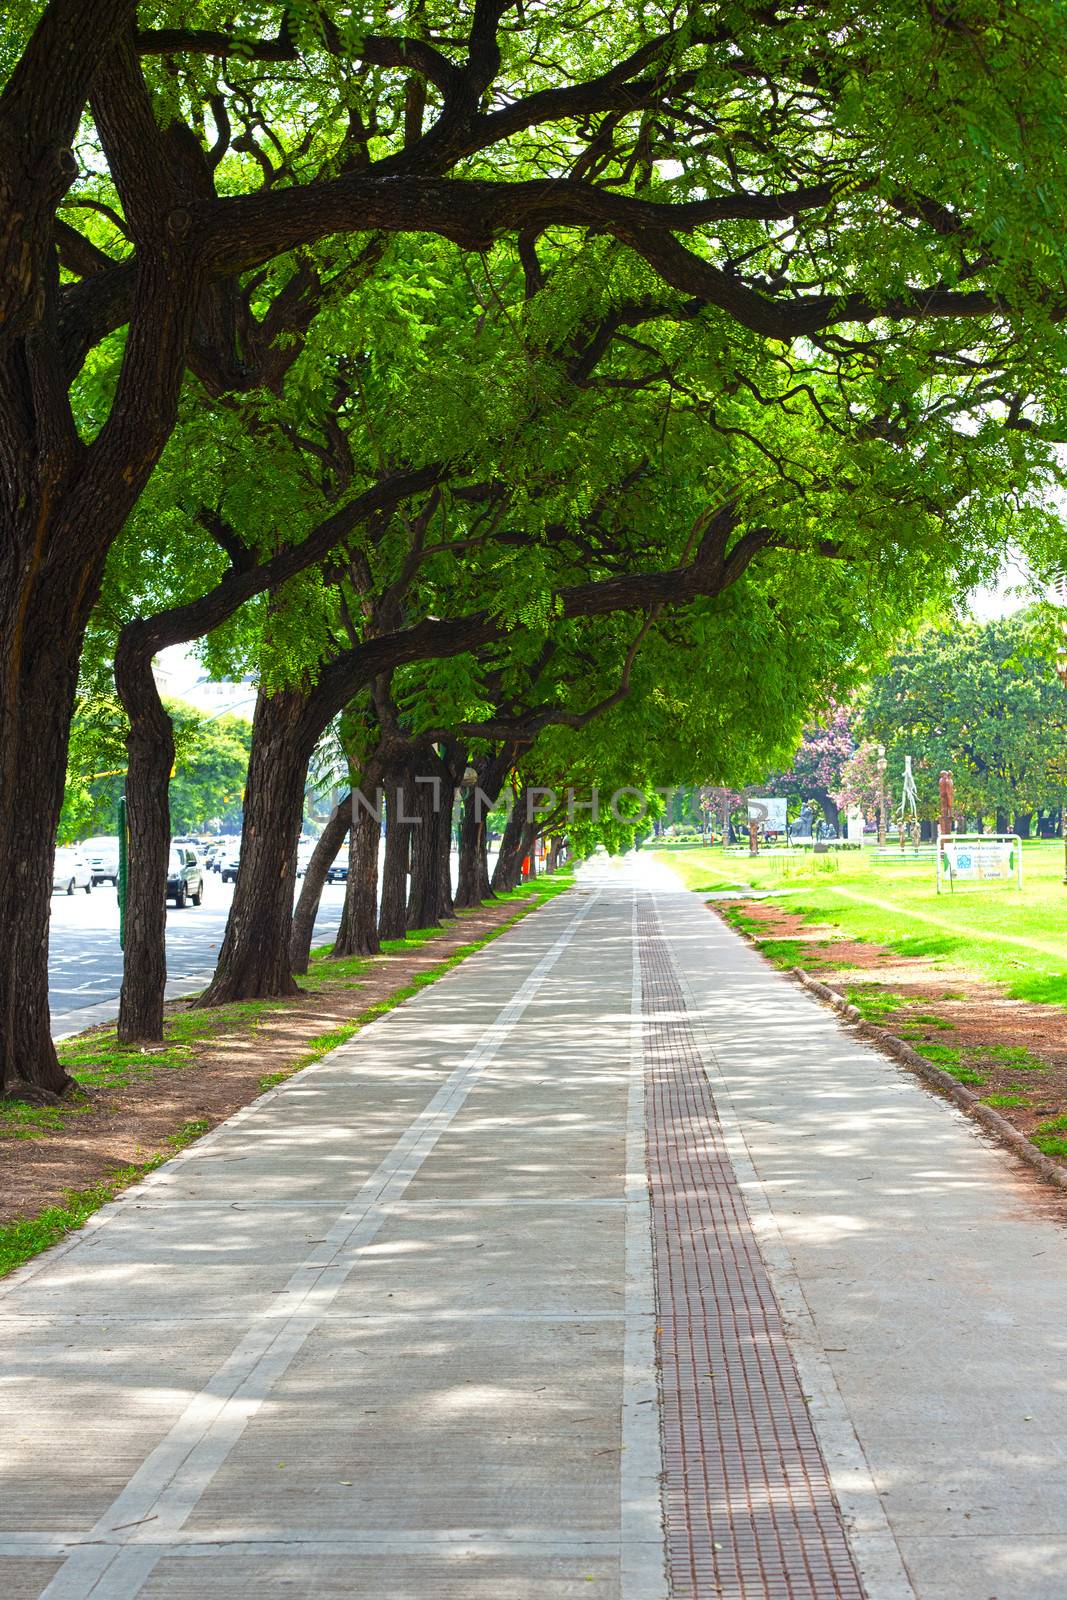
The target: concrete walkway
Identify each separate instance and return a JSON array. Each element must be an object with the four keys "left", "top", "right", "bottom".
[{"left": 2, "top": 857, "right": 1066, "bottom": 1599}]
